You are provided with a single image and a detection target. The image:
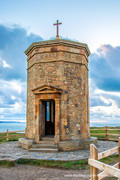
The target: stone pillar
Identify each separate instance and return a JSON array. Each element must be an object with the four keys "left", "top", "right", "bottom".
[
  {"left": 35, "top": 99, "right": 40, "bottom": 143},
  {"left": 54, "top": 98, "right": 60, "bottom": 144}
]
